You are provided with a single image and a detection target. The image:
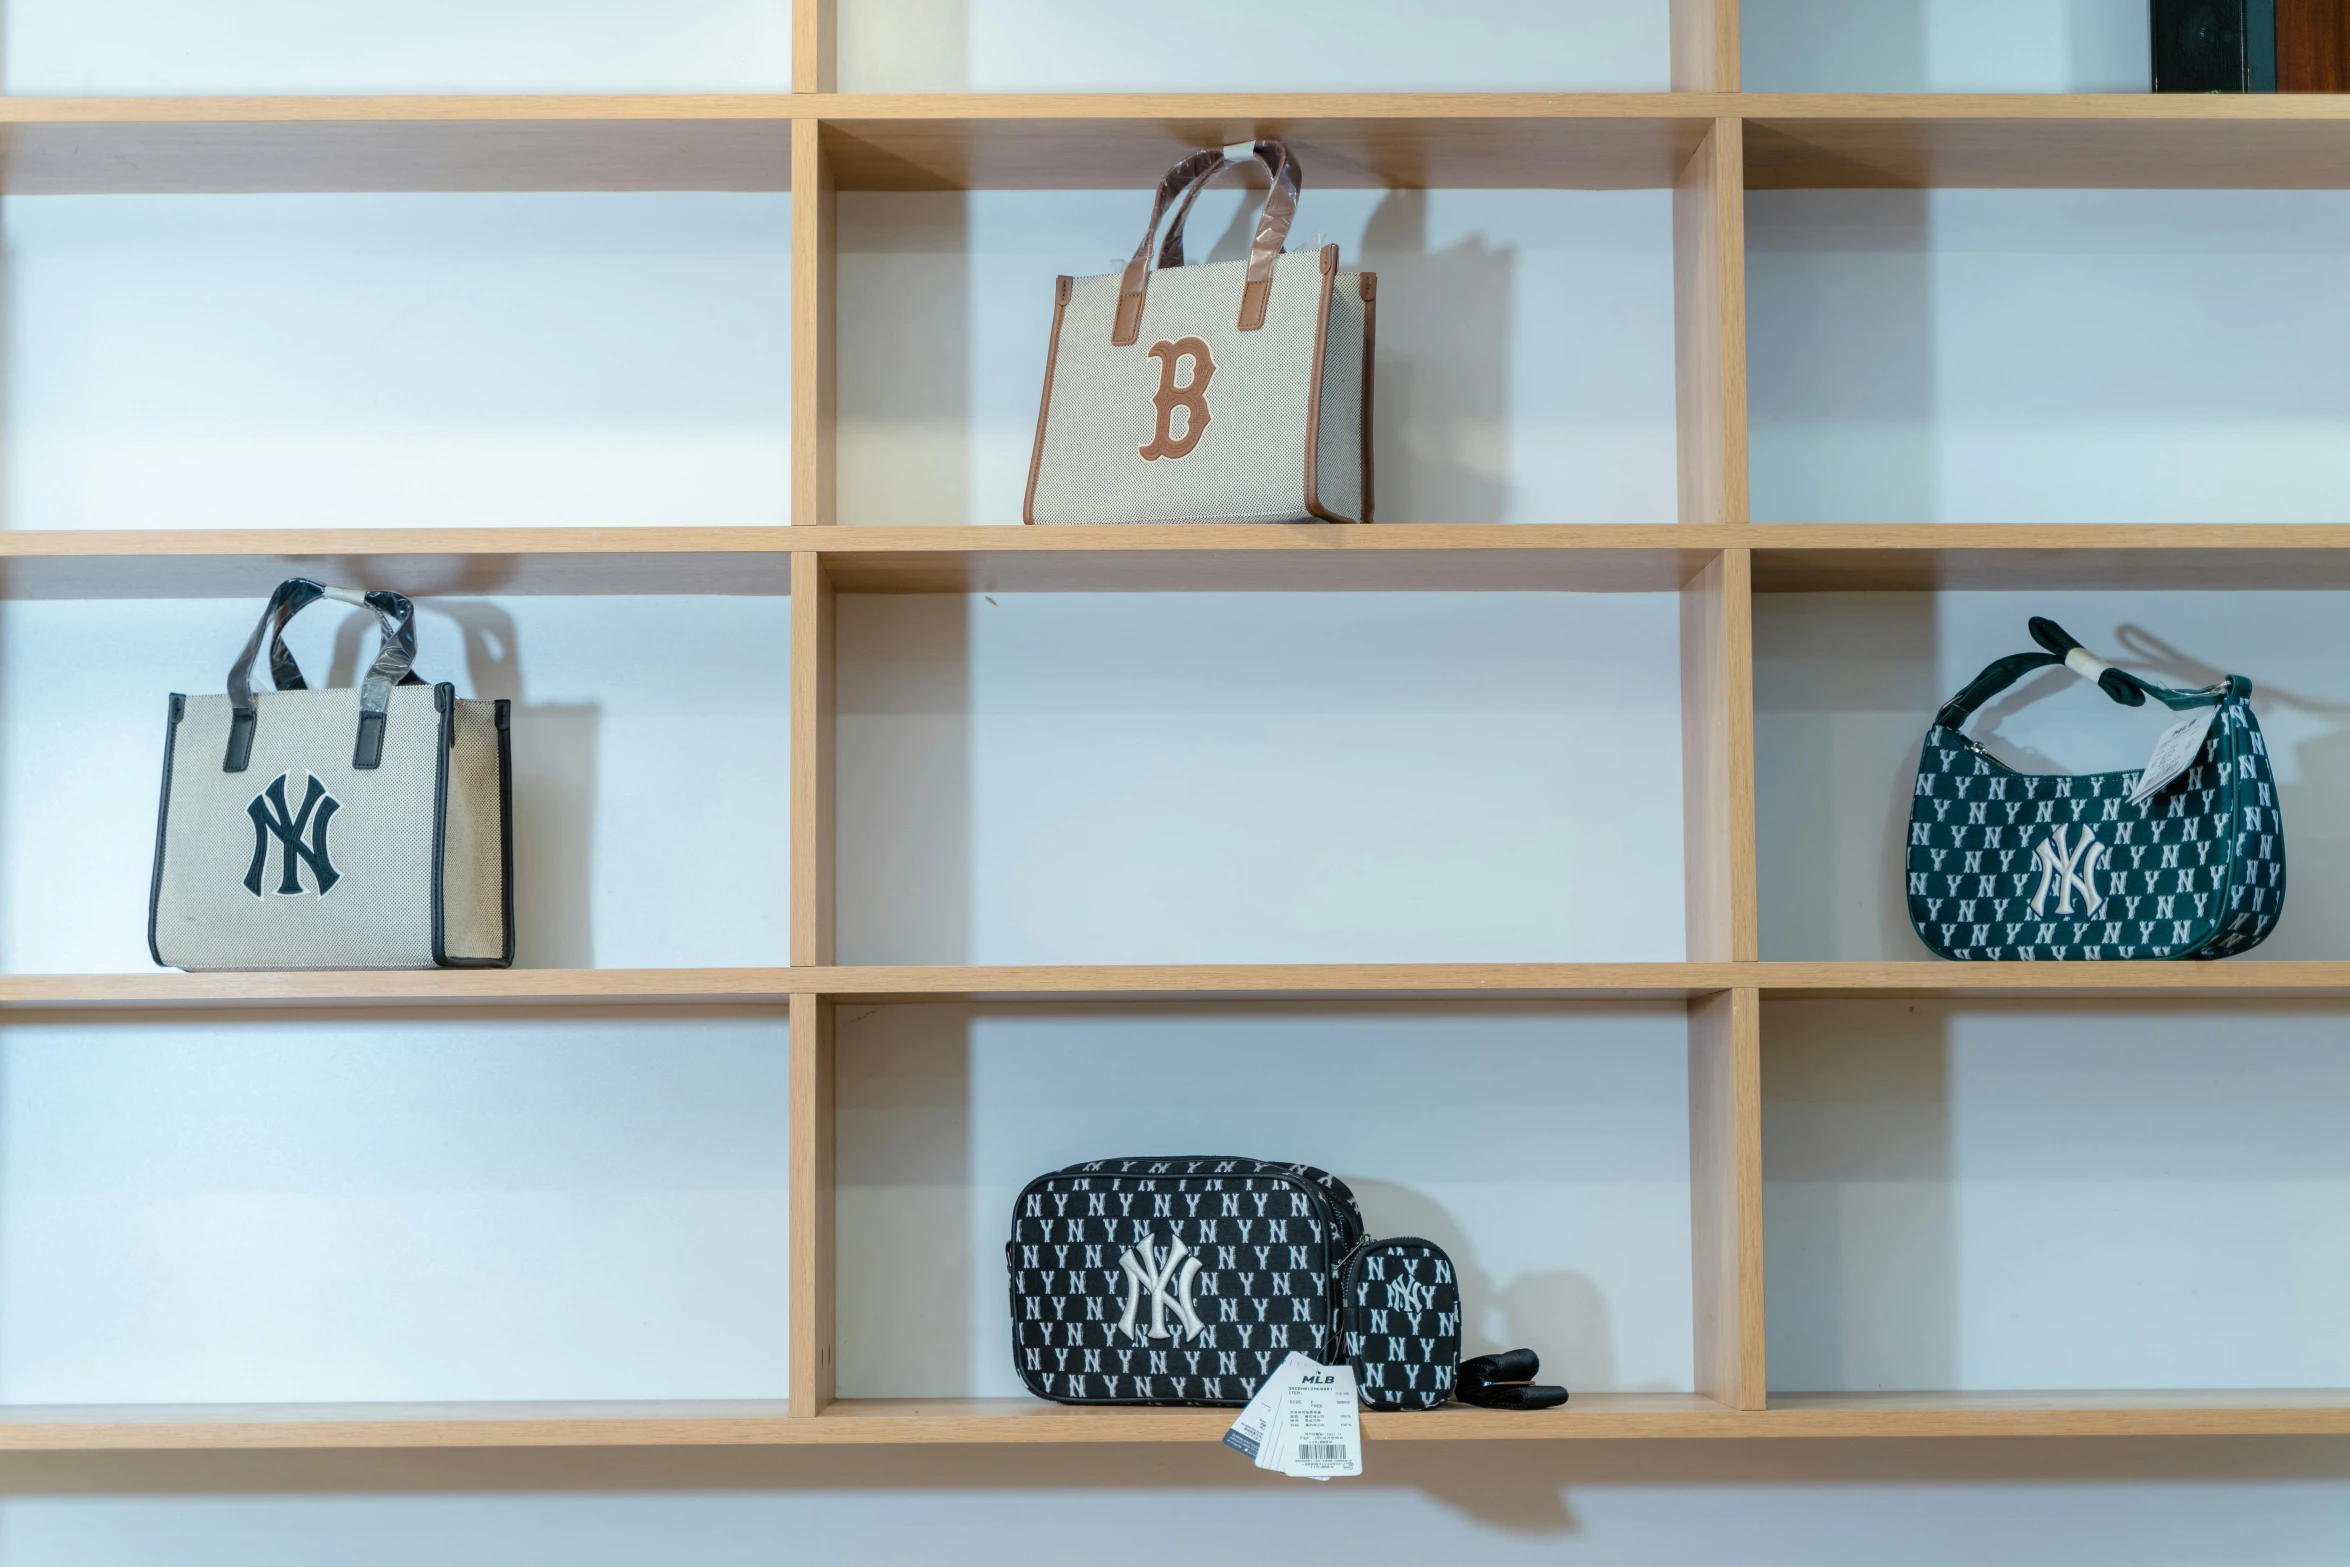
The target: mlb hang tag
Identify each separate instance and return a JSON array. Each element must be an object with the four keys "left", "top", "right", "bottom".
[
  {"left": 1260, "top": 1363, "right": 1363, "bottom": 1481},
  {"left": 2128, "top": 705, "right": 2220, "bottom": 809},
  {"left": 1223, "top": 1352, "right": 1316, "bottom": 1463}
]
